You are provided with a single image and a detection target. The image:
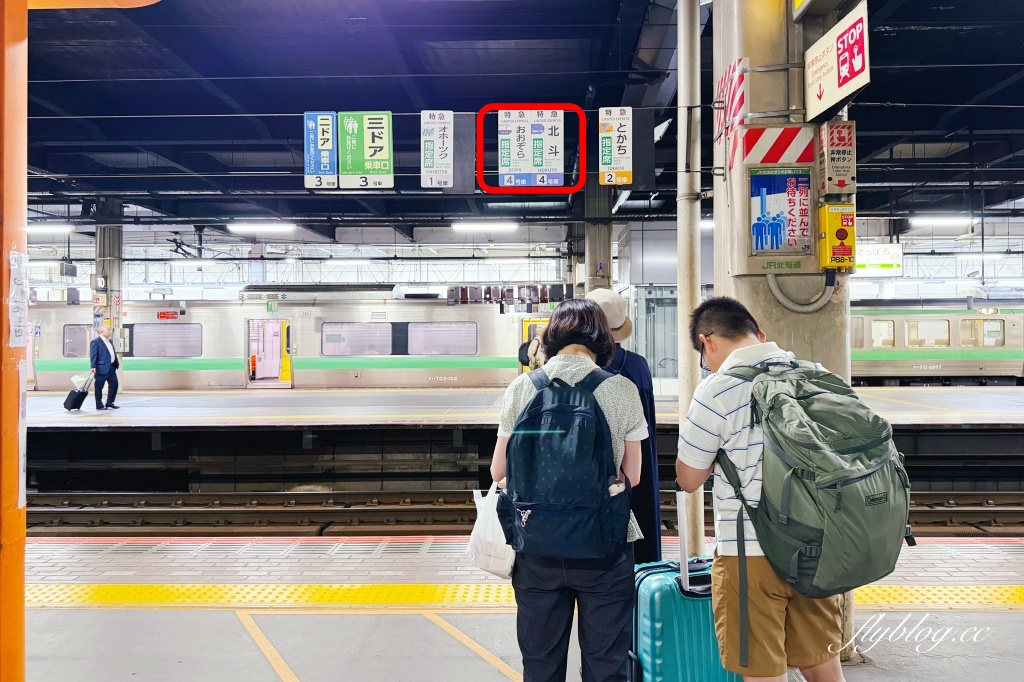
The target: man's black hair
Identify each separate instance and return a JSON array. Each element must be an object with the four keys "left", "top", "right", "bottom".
[{"left": 689, "top": 297, "right": 760, "bottom": 351}]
